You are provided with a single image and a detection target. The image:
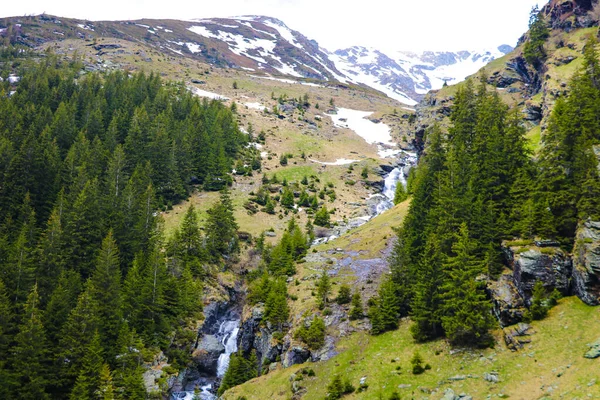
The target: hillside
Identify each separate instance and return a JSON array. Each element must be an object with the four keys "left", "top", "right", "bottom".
[
  {"left": 1, "top": 2, "right": 600, "bottom": 400},
  {"left": 0, "top": 14, "right": 509, "bottom": 104}
]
